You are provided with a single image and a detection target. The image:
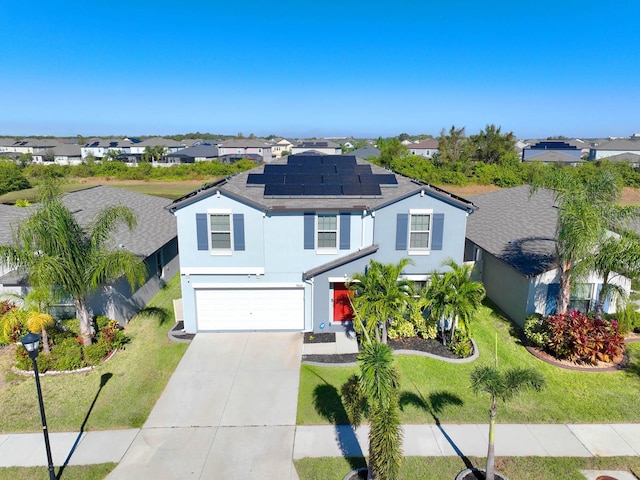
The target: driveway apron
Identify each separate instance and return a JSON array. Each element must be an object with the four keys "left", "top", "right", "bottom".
[{"left": 107, "top": 332, "right": 302, "bottom": 480}]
